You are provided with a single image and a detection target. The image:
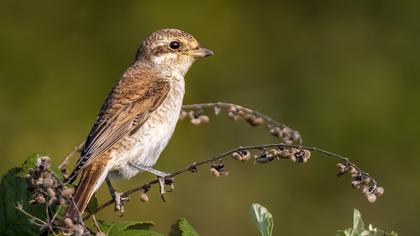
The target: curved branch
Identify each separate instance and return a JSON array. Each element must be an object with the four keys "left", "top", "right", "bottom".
[{"left": 84, "top": 143, "right": 382, "bottom": 219}]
